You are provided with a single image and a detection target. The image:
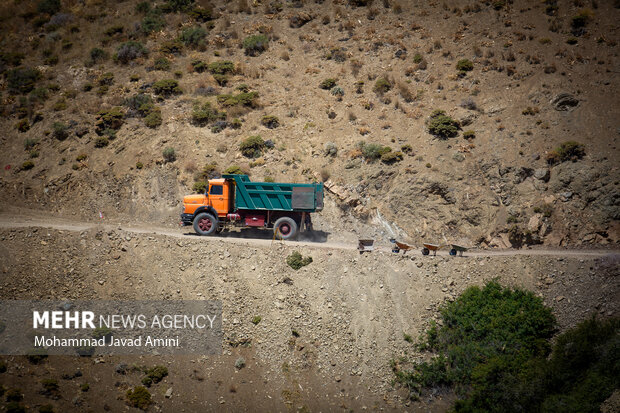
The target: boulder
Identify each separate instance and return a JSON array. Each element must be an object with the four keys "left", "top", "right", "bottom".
[{"left": 534, "top": 168, "right": 550, "bottom": 182}]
